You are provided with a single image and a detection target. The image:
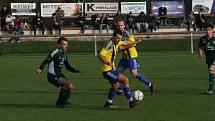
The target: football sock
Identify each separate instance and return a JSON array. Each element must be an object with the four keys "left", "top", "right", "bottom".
[
  {"left": 57, "top": 87, "right": 70, "bottom": 104},
  {"left": 108, "top": 88, "right": 117, "bottom": 102},
  {"left": 123, "top": 87, "right": 133, "bottom": 102},
  {"left": 136, "top": 73, "right": 151, "bottom": 87},
  {"left": 208, "top": 70, "right": 214, "bottom": 91}
]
